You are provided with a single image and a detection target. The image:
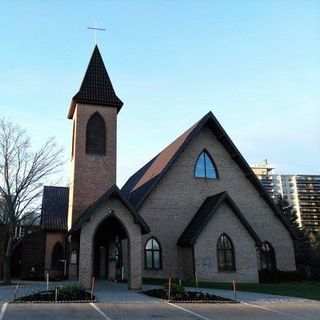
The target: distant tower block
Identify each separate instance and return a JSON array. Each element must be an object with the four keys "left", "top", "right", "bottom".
[{"left": 67, "top": 45, "right": 123, "bottom": 229}]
